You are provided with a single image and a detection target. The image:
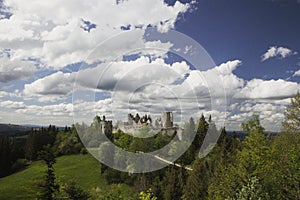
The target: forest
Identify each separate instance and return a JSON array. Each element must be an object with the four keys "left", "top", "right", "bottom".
[{"left": 0, "top": 93, "right": 299, "bottom": 200}]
